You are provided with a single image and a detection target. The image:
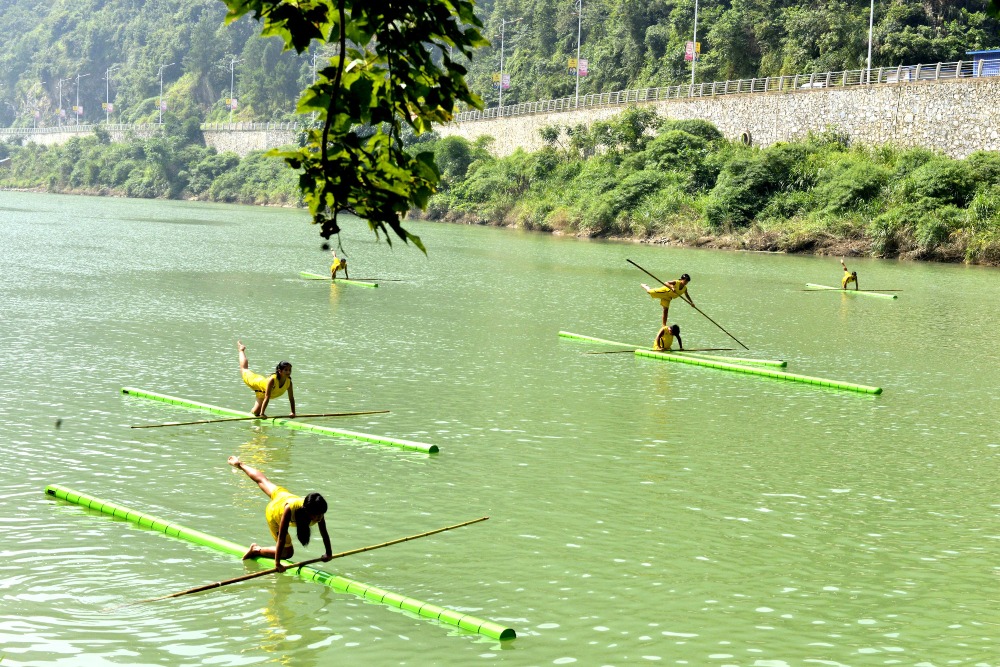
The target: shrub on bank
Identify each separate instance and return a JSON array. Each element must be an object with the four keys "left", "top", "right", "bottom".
[{"left": 408, "top": 108, "right": 1000, "bottom": 265}]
